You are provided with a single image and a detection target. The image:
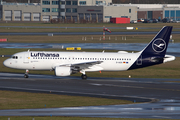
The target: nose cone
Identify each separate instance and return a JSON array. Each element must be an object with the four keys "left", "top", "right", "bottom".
[{"left": 3, "top": 59, "right": 11, "bottom": 68}]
